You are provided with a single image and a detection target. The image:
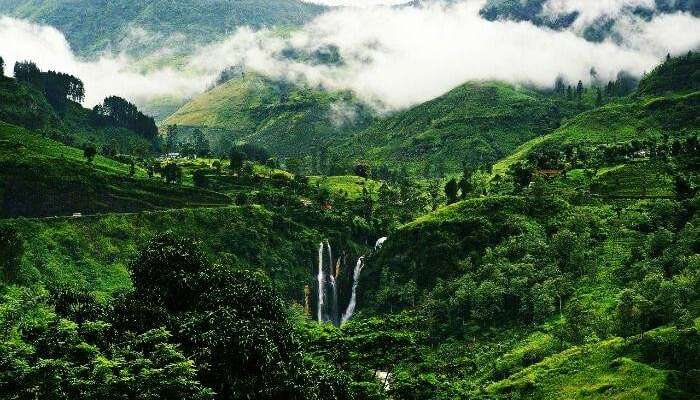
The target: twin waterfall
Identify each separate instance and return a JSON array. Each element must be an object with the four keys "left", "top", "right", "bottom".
[
  {"left": 341, "top": 256, "right": 364, "bottom": 324},
  {"left": 312, "top": 237, "right": 387, "bottom": 325}
]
